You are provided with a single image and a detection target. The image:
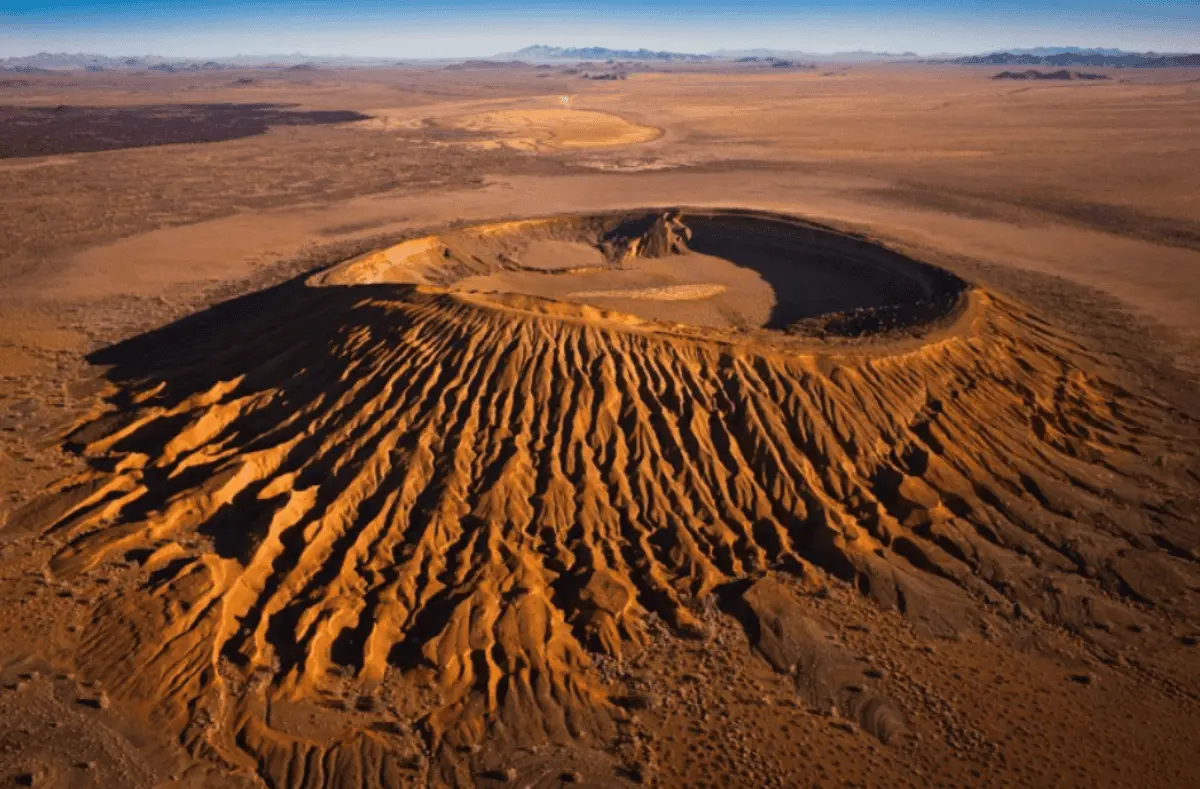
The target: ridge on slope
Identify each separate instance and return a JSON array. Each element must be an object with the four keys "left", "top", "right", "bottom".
[{"left": 8, "top": 211, "right": 1199, "bottom": 788}]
